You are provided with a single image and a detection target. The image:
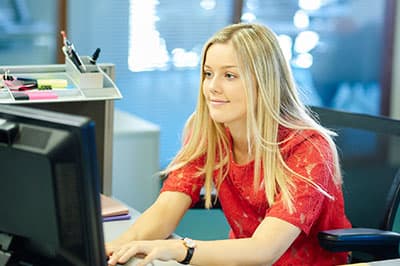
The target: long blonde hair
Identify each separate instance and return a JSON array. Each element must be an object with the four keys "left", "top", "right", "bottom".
[{"left": 163, "top": 23, "right": 342, "bottom": 211}]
